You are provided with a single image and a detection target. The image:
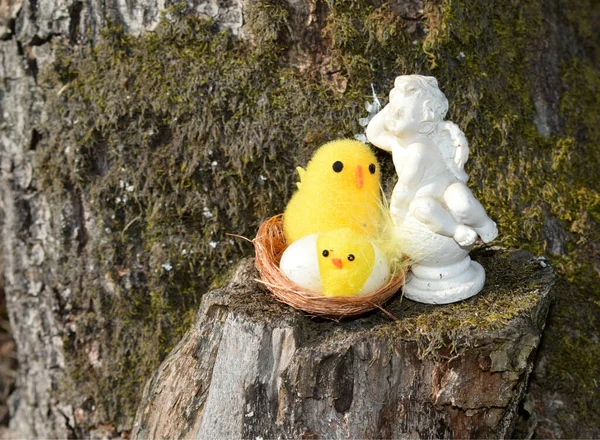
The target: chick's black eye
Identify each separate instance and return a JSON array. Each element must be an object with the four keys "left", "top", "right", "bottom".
[
  {"left": 369, "top": 163, "right": 376, "bottom": 174},
  {"left": 322, "top": 250, "right": 329, "bottom": 257},
  {"left": 347, "top": 254, "right": 355, "bottom": 261},
  {"left": 332, "top": 161, "right": 344, "bottom": 172}
]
